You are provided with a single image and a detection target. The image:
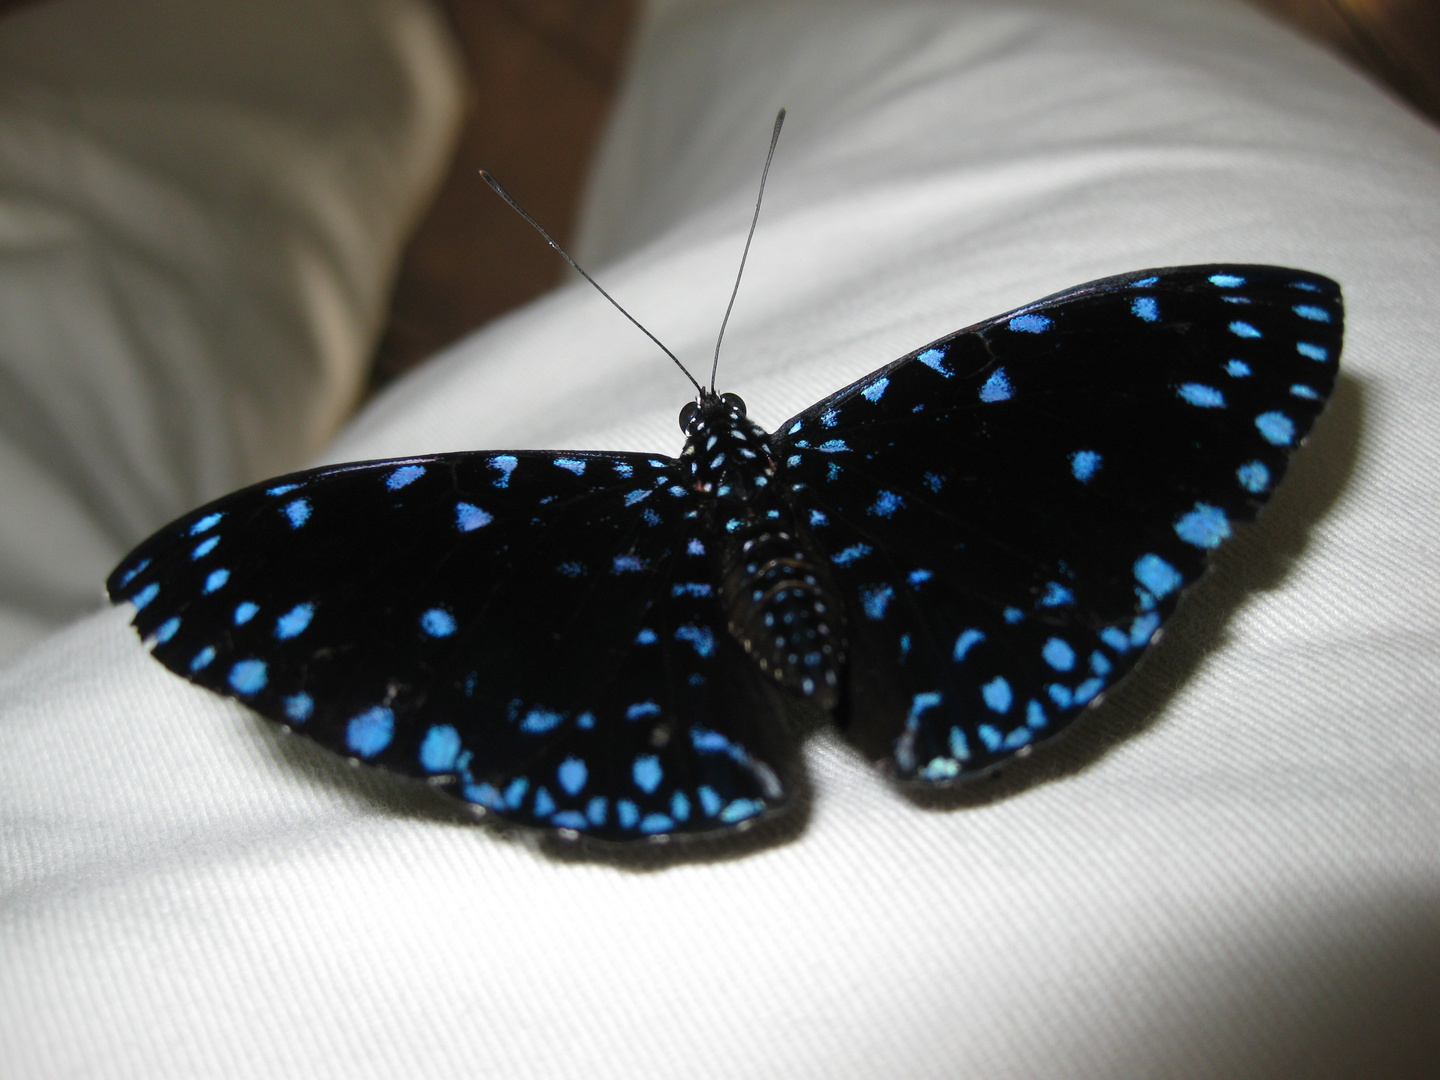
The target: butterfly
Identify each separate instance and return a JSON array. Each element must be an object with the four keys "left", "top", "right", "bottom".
[{"left": 108, "top": 258, "right": 1342, "bottom": 846}]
